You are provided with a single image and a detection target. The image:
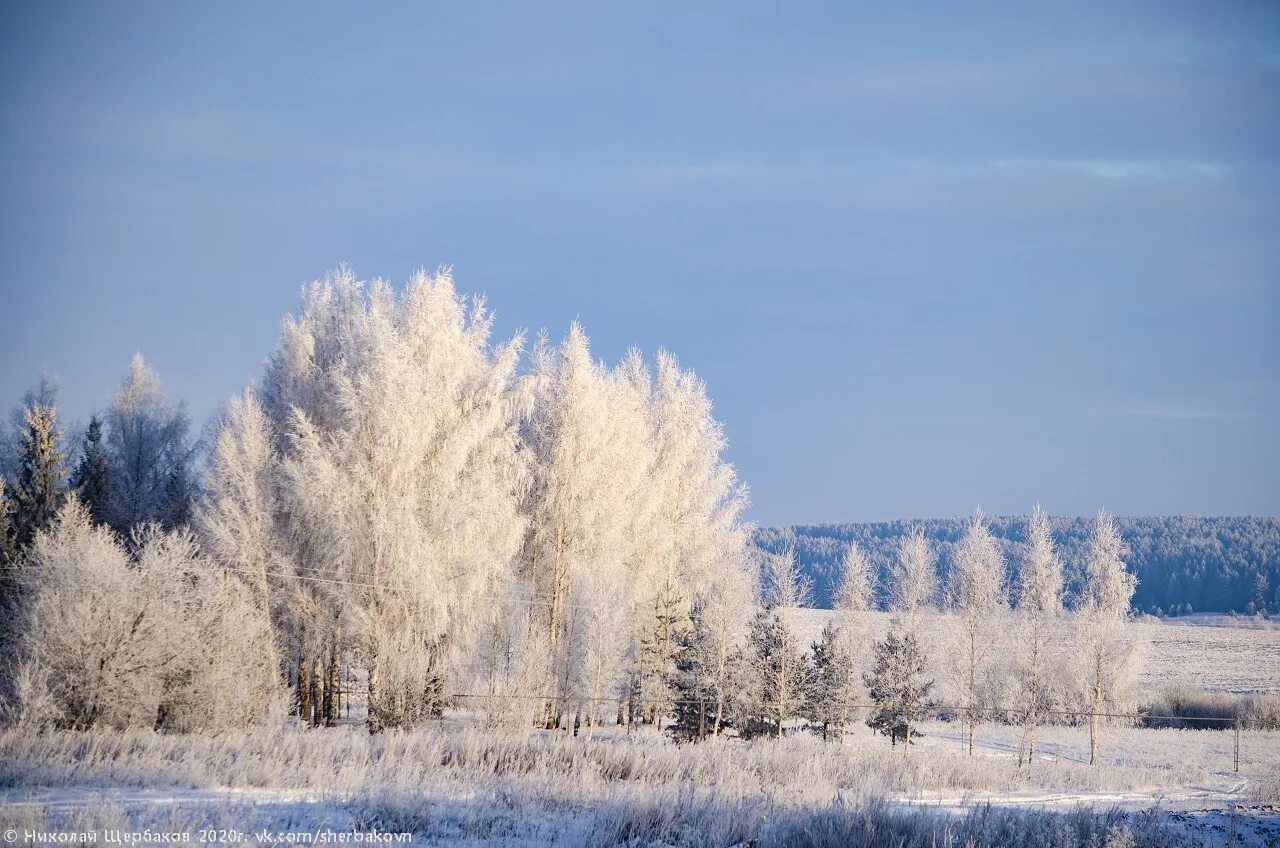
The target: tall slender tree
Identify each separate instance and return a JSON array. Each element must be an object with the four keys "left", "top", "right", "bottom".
[
  {"left": 1074, "top": 509, "right": 1139, "bottom": 765},
  {"left": 13, "top": 404, "right": 67, "bottom": 550},
  {"left": 70, "top": 415, "right": 111, "bottom": 526},
  {"left": 945, "top": 509, "right": 1007, "bottom": 756},
  {"left": 1014, "top": 505, "right": 1063, "bottom": 766}
]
